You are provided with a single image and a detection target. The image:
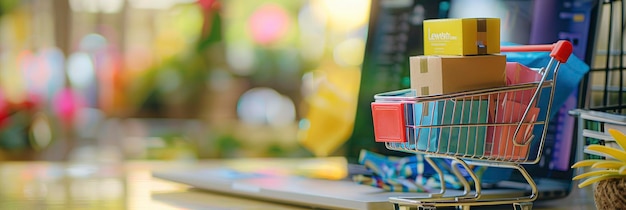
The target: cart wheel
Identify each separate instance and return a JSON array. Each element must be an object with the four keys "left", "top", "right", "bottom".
[{"left": 513, "top": 202, "right": 533, "bottom": 210}]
